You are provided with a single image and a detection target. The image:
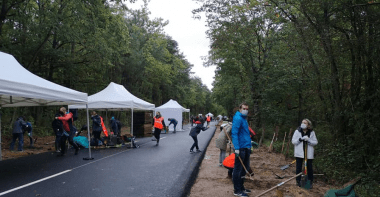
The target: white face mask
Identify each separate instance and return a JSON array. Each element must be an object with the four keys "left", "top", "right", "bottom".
[
  {"left": 301, "top": 123, "right": 307, "bottom": 129},
  {"left": 241, "top": 110, "right": 248, "bottom": 116}
]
